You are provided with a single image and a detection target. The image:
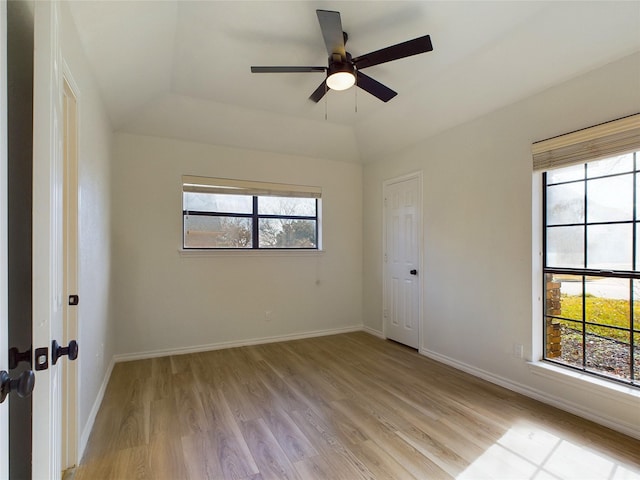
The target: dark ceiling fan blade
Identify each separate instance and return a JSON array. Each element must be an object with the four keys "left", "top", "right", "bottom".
[
  {"left": 251, "top": 66, "right": 327, "bottom": 73},
  {"left": 356, "top": 71, "right": 397, "bottom": 102},
  {"left": 352, "top": 35, "right": 433, "bottom": 70},
  {"left": 309, "top": 80, "right": 328, "bottom": 103},
  {"left": 316, "top": 10, "right": 346, "bottom": 58}
]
